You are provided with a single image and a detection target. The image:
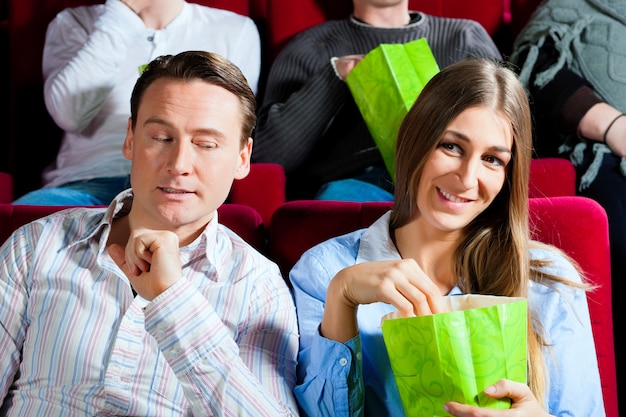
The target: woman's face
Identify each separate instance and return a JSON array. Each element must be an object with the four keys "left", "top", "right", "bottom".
[{"left": 415, "top": 105, "right": 513, "bottom": 234}]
